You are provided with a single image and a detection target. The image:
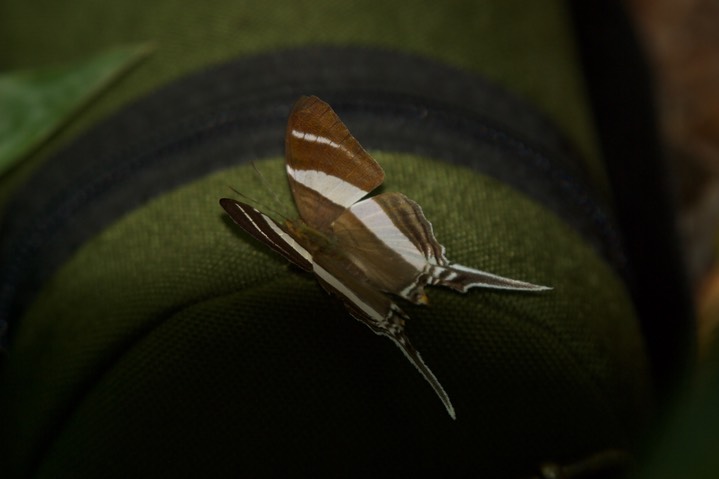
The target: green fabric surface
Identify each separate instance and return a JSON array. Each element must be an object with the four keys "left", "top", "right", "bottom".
[
  {"left": 0, "top": 45, "right": 151, "bottom": 178},
  {"left": 2, "top": 155, "right": 650, "bottom": 476},
  {"left": 0, "top": 0, "right": 604, "bottom": 208}
]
